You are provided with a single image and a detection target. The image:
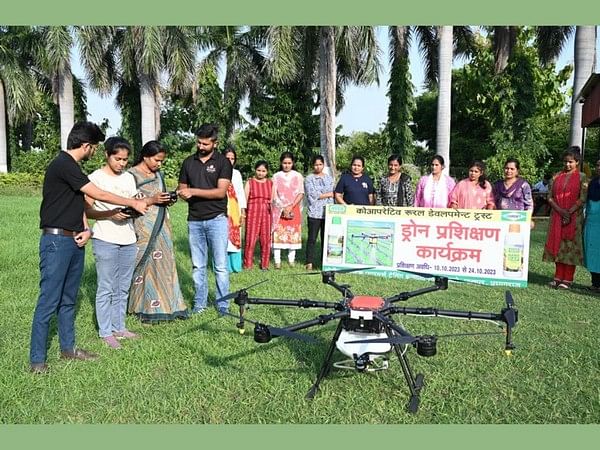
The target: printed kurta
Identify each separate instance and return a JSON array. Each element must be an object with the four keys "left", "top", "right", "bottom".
[
  {"left": 244, "top": 178, "right": 273, "bottom": 269},
  {"left": 271, "top": 170, "right": 304, "bottom": 250}
]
